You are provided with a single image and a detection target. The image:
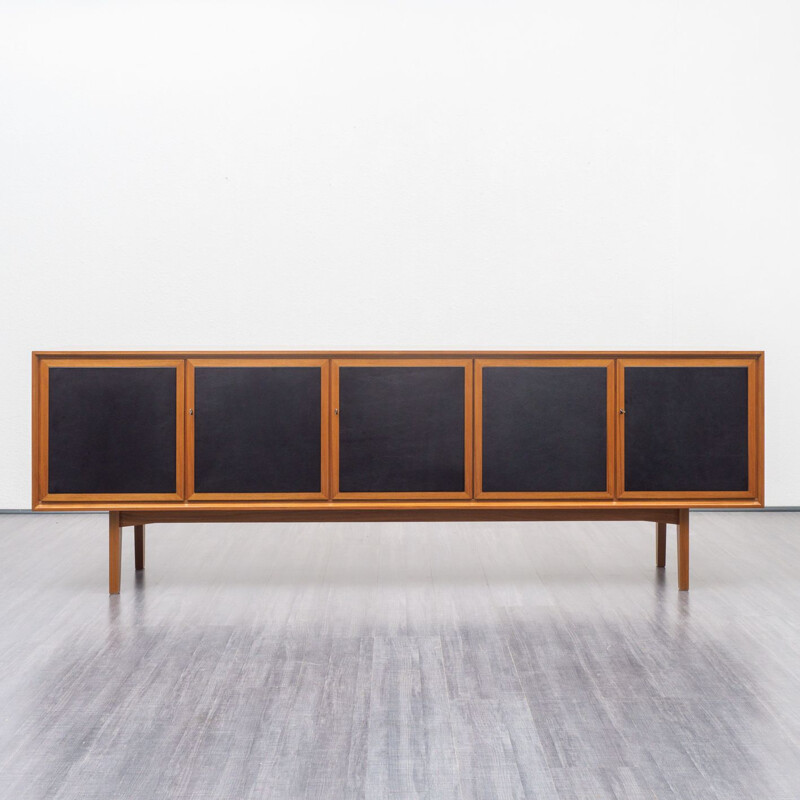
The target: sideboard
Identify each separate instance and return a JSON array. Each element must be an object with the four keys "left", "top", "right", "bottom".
[{"left": 32, "top": 351, "right": 765, "bottom": 593}]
